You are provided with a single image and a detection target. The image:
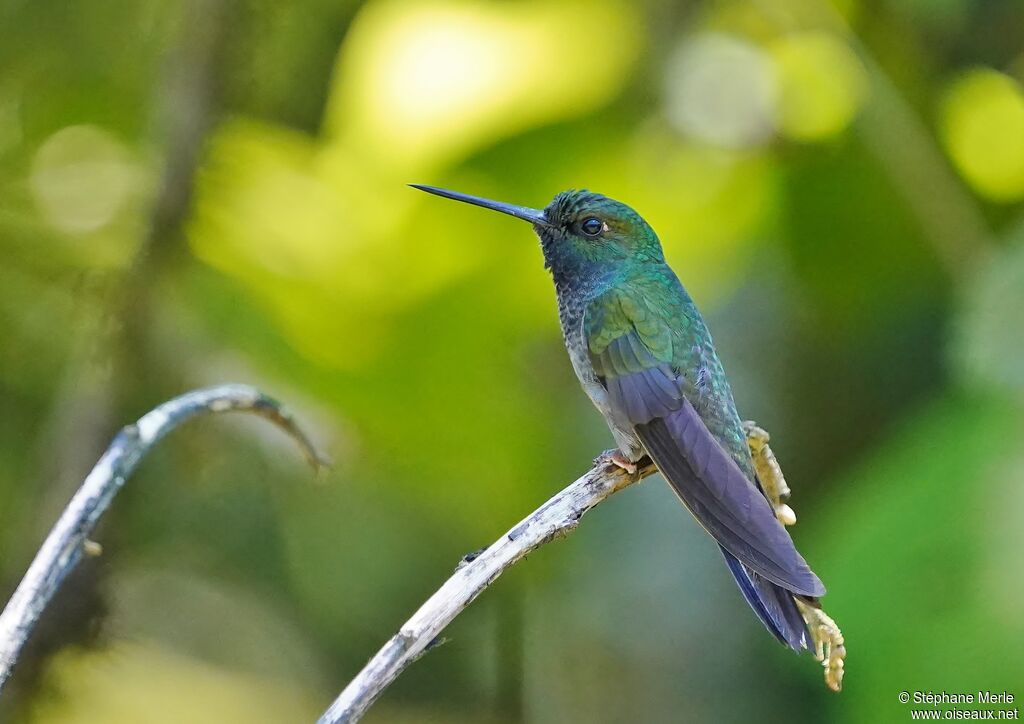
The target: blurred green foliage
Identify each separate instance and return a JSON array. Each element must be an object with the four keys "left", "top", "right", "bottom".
[{"left": 1, "top": 0, "right": 1023, "bottom": 721}]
